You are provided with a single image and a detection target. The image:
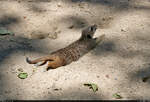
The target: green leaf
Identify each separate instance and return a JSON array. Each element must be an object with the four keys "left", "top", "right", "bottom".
[
  {"left": 84, "top": 83, "right": 98, "bottom": 92},
  {"left": 18, "top": 73, "right": 28, "bottom": 79},
  {"left": 0, "top": 29, "right": 14, "bottom": 35},
  {"left": 113, "top": 93, "right": 122, "bottom": 99}
]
